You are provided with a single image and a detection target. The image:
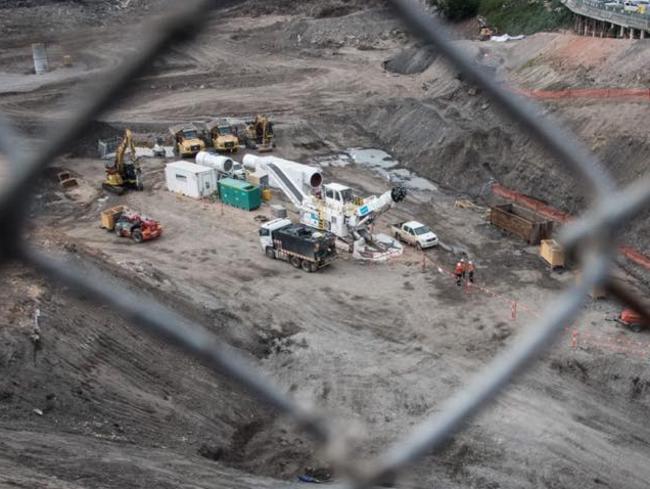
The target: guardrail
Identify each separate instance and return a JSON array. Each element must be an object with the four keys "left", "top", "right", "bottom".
[{"left": 562, "top": 0, "right": 650, "bottom": 30}]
